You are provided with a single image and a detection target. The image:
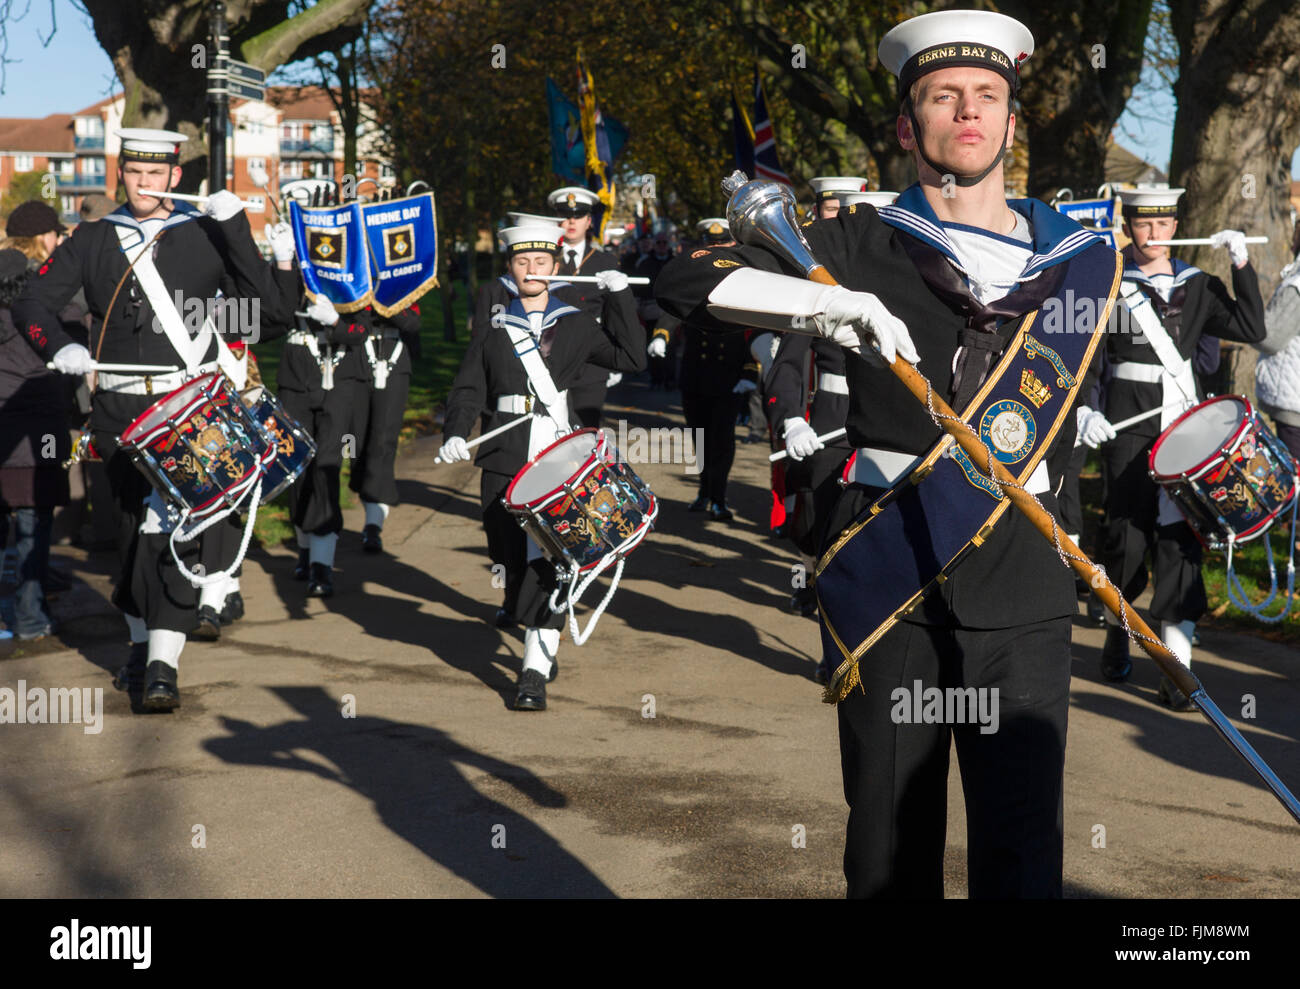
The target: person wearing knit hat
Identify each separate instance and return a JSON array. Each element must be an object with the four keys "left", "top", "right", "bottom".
[{"left": 439, "top": 224, "right": 643, "bottom": 711}]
